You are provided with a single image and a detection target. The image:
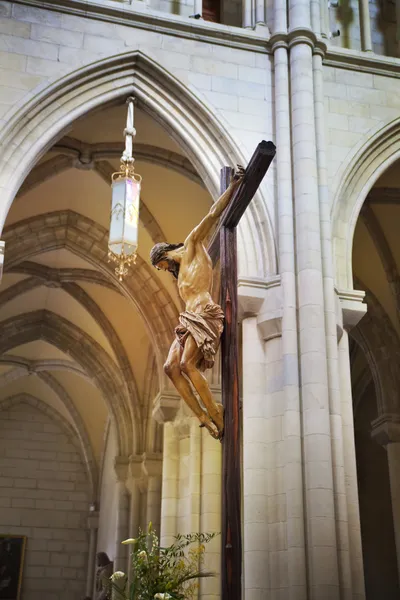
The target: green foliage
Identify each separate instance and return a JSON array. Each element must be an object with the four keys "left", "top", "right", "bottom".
[{"left": 112, "top": 523, "right": 218, "bottom": 600}]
